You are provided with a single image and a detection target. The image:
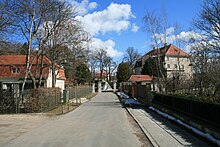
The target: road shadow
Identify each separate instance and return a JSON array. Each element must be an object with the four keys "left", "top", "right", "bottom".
[
  {"left": 134, "top": 107, "right": 216, "bottom": 147},
  {"left": 83, "top": 101, "right": 122, "bottom": 108}
]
